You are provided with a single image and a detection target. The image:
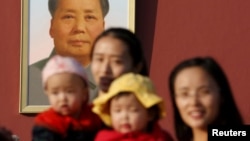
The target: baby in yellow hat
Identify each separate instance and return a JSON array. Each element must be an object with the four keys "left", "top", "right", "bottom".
[{"left": 92, "top": 73, "right": 174, "bottom": 141}]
